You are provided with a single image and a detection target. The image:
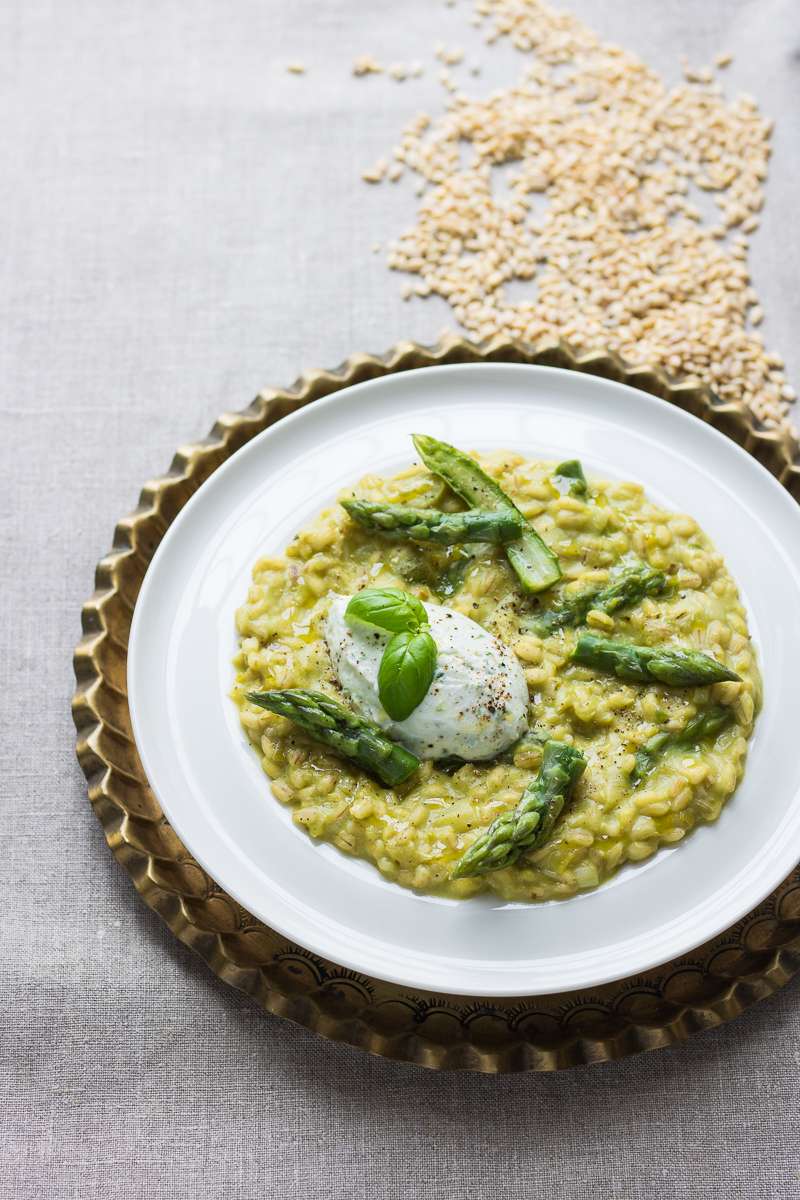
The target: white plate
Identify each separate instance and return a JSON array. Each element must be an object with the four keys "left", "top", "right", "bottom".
[{"left": 128, "top": 364, "right": 800, "bottom": 997}]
